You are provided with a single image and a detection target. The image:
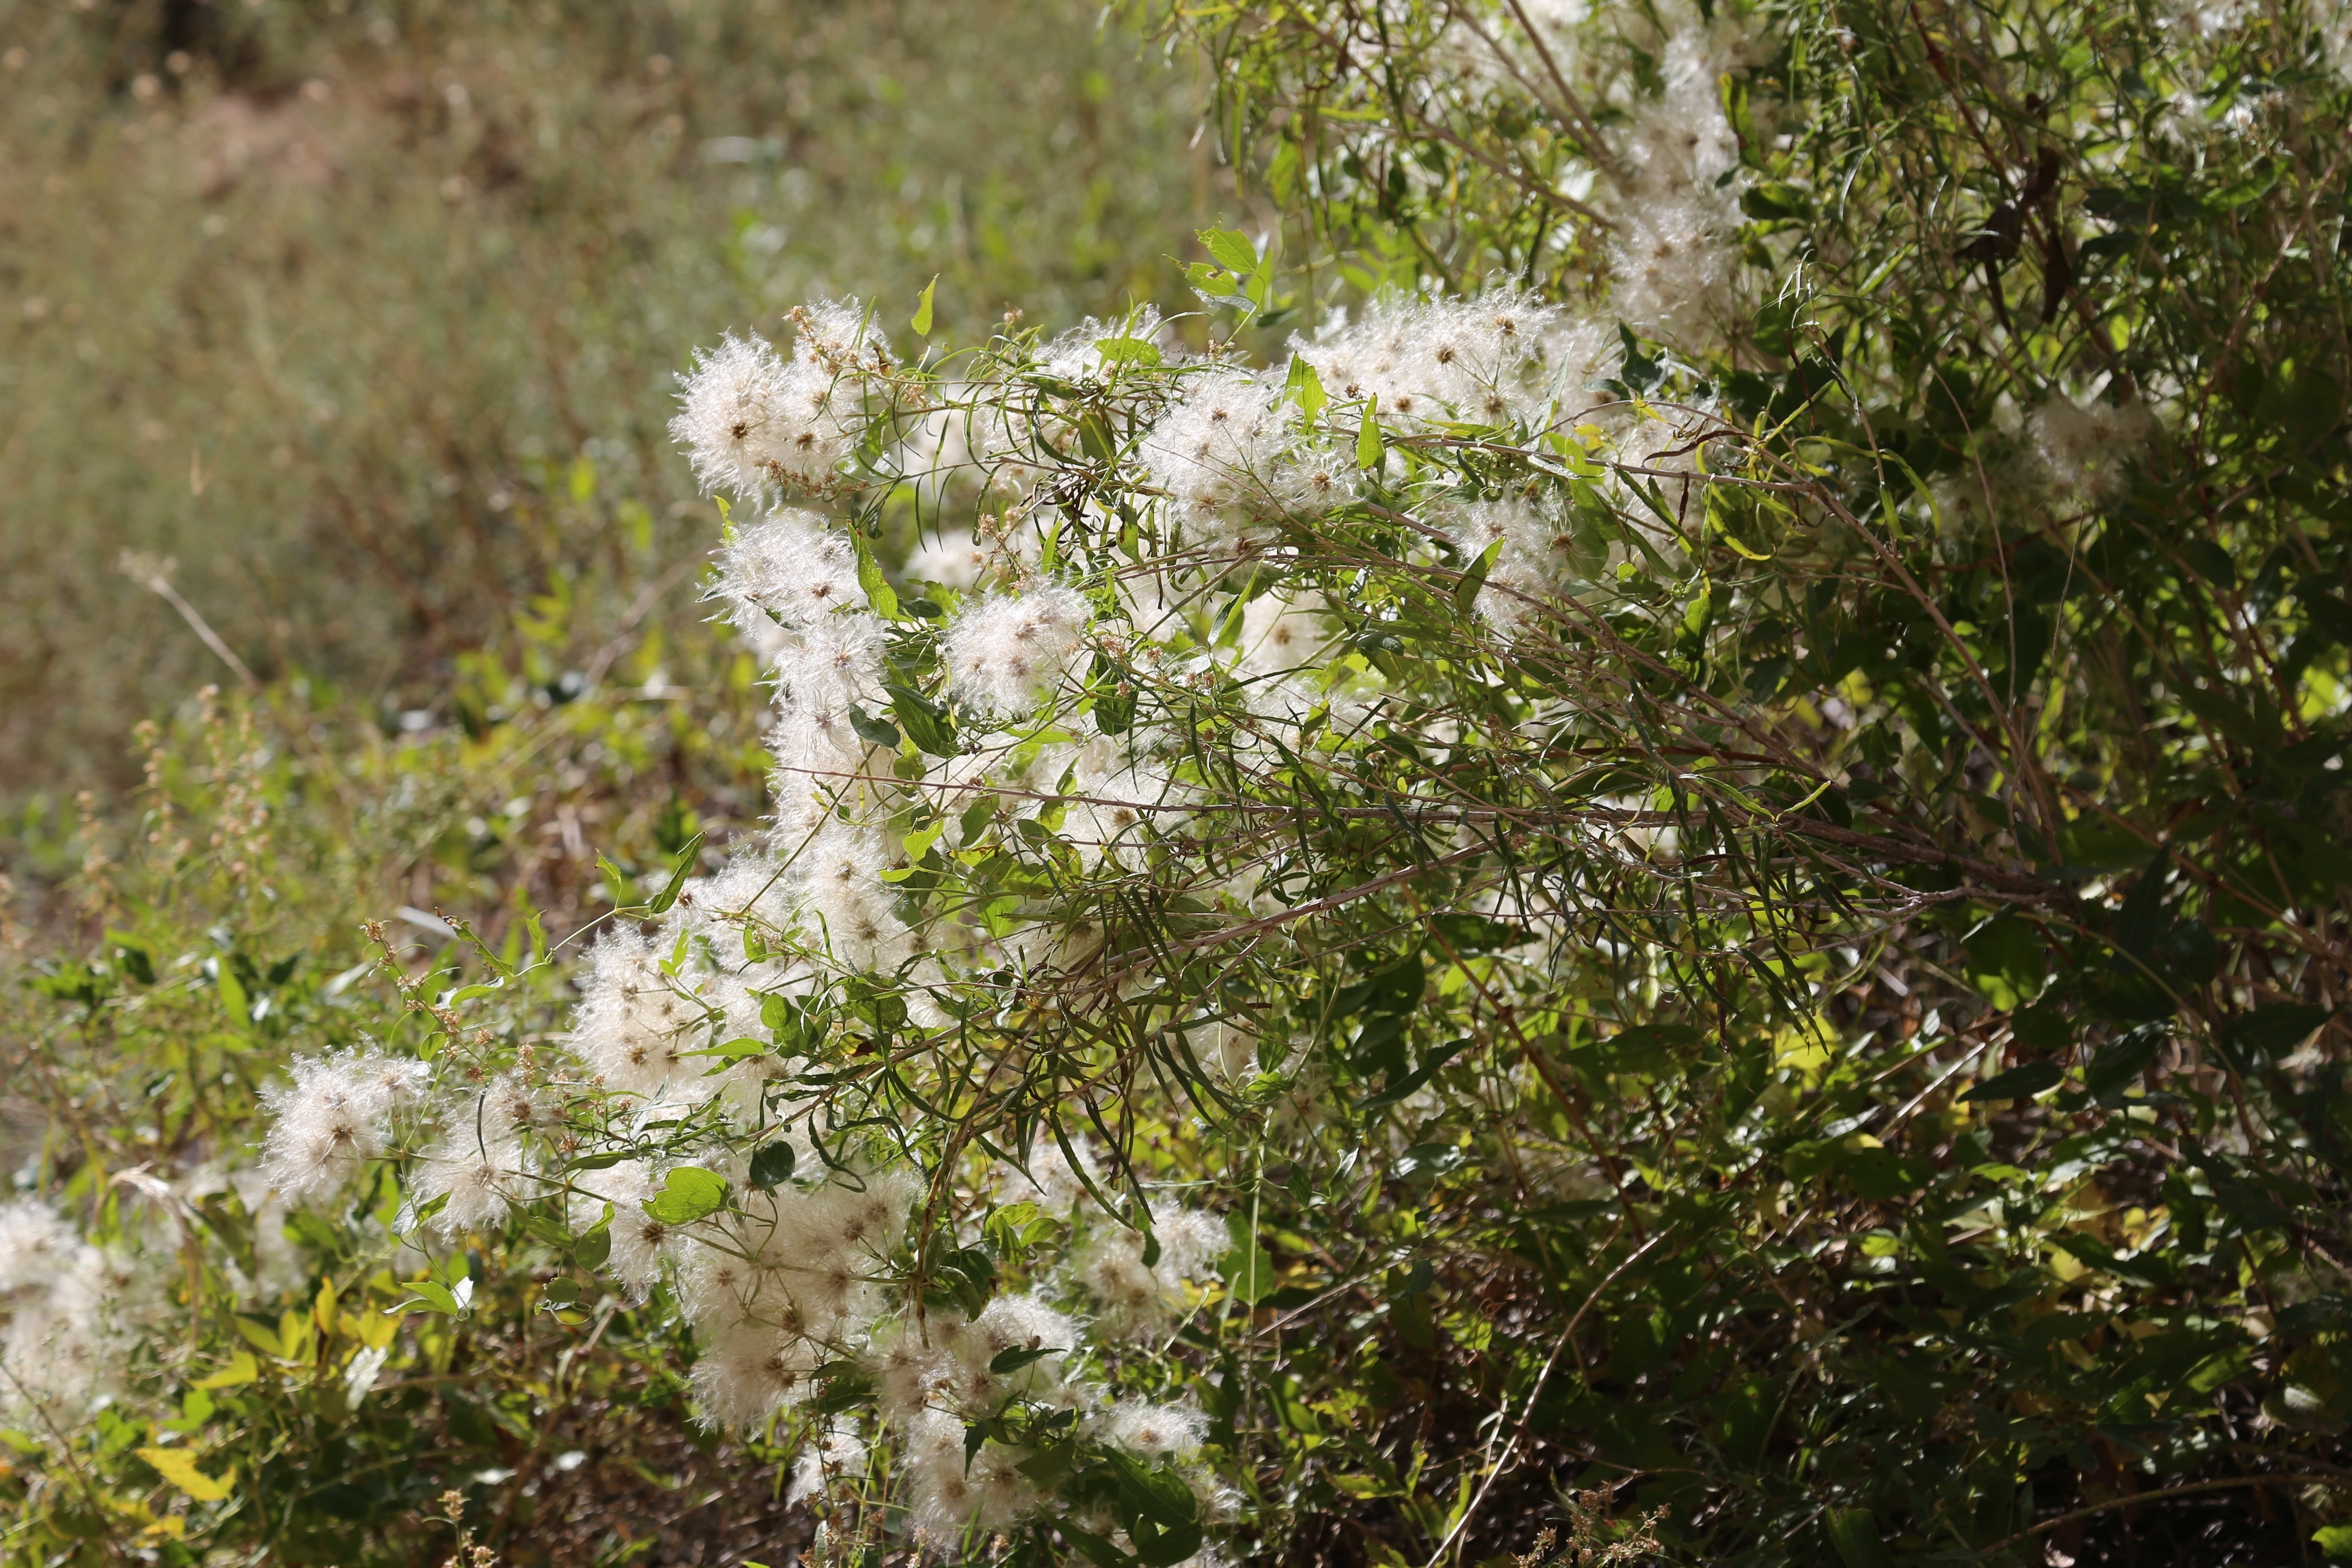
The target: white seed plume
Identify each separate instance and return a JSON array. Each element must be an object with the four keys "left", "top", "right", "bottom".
[
  {"left": 943, "top": 584, "right": 1093, "bottom": 718},
  {"left": 259, "top": 1050, "right": 421, "bottom": 1202},
  {"left": 2027, "top": 394, "right": 2155, "bottom": 504}
]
